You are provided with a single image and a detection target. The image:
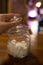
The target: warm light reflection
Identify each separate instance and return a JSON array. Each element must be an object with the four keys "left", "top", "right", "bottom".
[
  {"left": 36, "top": 2, "right": 41, "bottom": 8},
  {"left": 30, "top": 33, "right": 37, "bottom": 48},
  {"left": 27, "top": 20, "right": 38, "bottom": 34},
  {"left": 27, "top": 8, "right": 38, "bottom": 18},
  {"left": 27, "top": 20, "right": 38, "bottom": 48}
]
